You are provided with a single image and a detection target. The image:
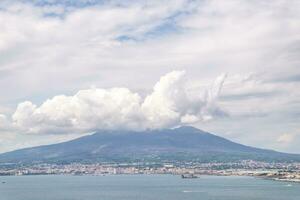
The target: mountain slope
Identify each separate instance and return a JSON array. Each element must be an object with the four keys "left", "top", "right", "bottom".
[{"left": 0, "top": 126, "right": 299, "bottom": 164}]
